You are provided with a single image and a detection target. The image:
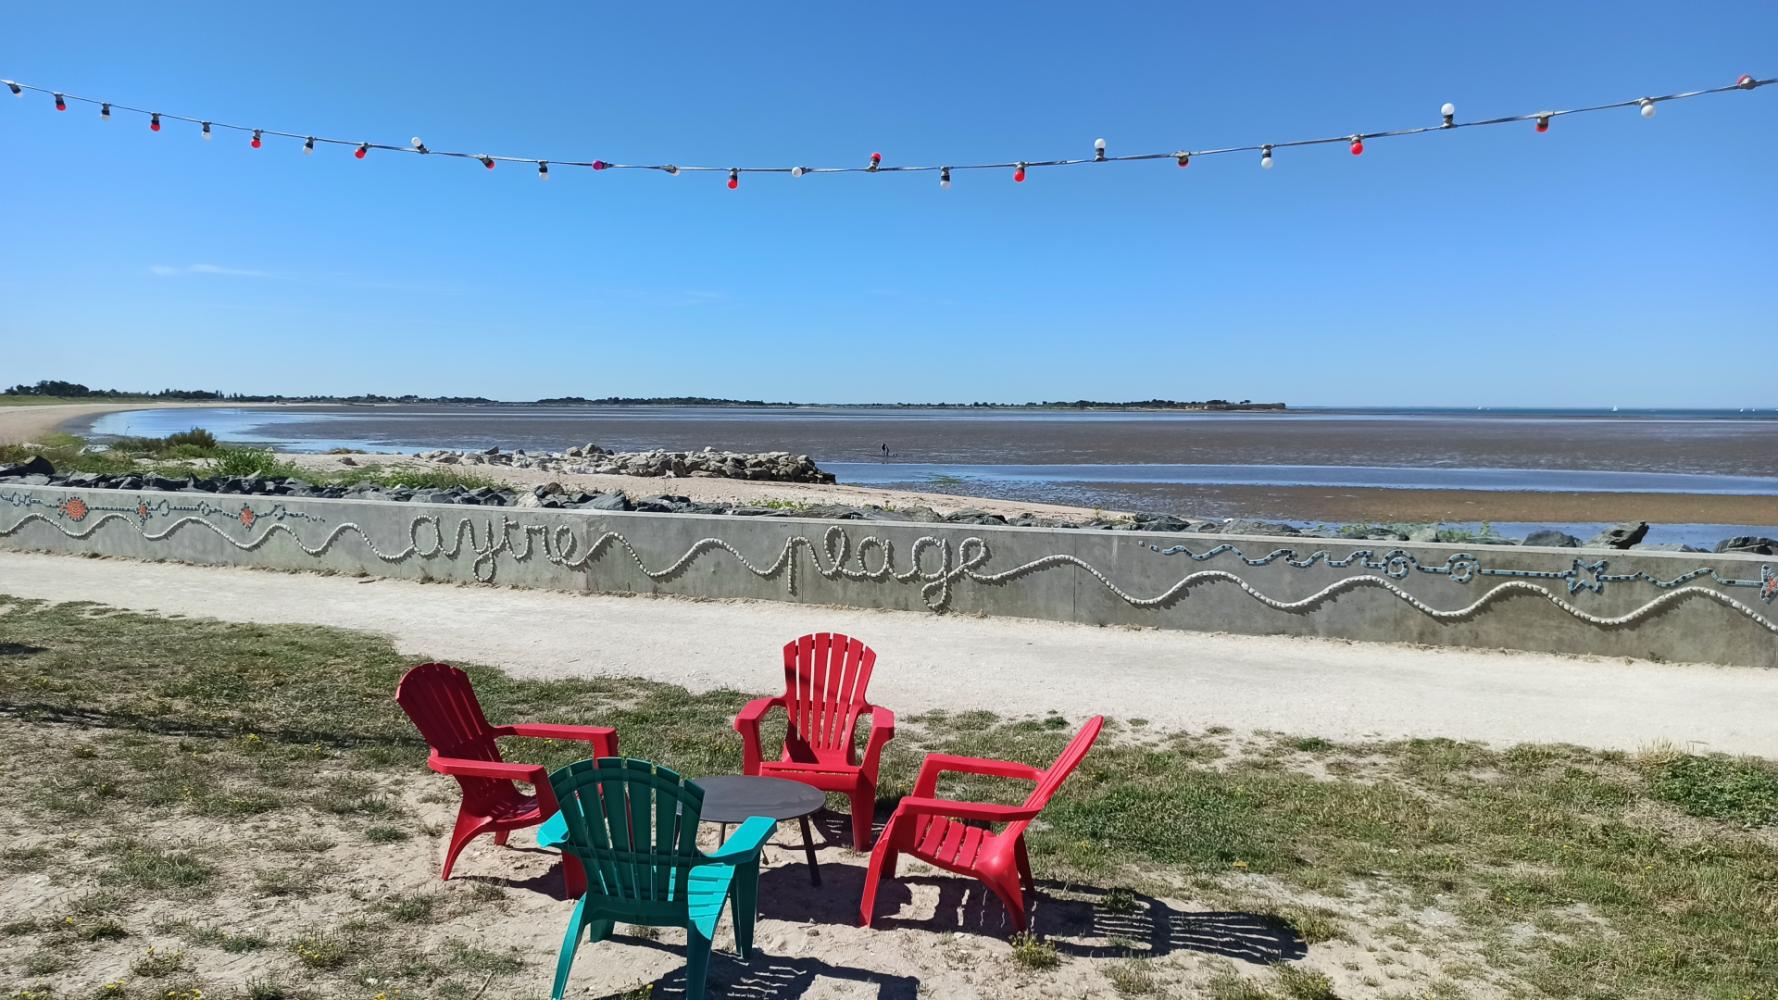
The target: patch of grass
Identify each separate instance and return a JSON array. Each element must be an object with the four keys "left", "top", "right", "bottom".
[
  {"left": 253, "top": 867, "right": 324, "bottom": 899},
  {"left": 288, "top": 930, "right": 351, "bottom": 970},
  {"left": 1, "top": 845, "right": 52, "bottom": 871},
  {"left": 1207, "top": 969, "right": 1277, "bottom": 1000},
  {"left": 240, "top": 976, "right": 303, "bottom": 1000},
  {"left": 129, "top": 945, "right": 189, "bottom": 977},
  {"left": 1107, "top": 958, "right": 1159, "bottom": 995},
  {"left": 1101, "top": 886, "right": 1138, "bottom": 914},
  {"left": 164, "top": 920, "right": 268, "bottom": 952},
  {"left": 1645, "top": 753, "right": 1778, "bottom": 826},
  {"left": 442, "top": 938, "right": 525, "bottom": 976},
  {"left": 22, "top": 950, "right": 70, "bottom": 976},
  {"left": 1008, "top": 932, "right": 1061, "bottom": 970},
  {"left": 364, "top": 824, "right": 410, "bottom": 843},
  {"left": 109, "top": 844, "right": 214, "bottom": 892},
  {"left": 384, "top": 893, "right": 439, "bottom": 924},
  {"left": 1265, "top": 905, "right": 1346, "bottom": 945},
  {"left": 208, "top": 446, "right": 307, "bottom": 480},
  {"left": 1272, "top": 966, "right": 1339, "bottom": 1000},
  {"left": 74, "top": 917, "right": 129, "bottom": 942},
  {"left": 332, "top": 465, "right": 501, "bottom": 492}
]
